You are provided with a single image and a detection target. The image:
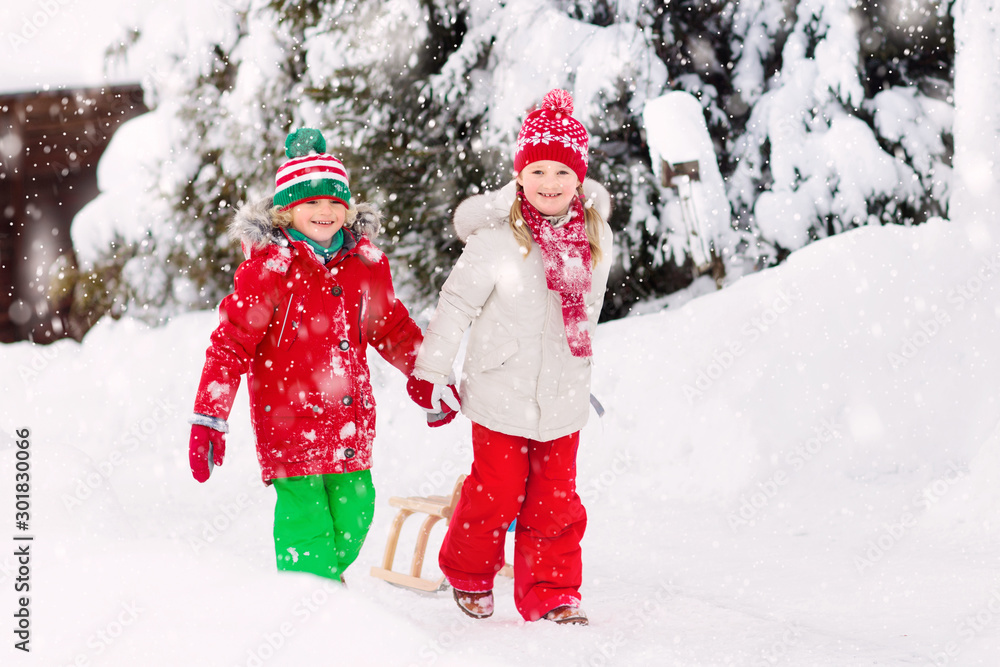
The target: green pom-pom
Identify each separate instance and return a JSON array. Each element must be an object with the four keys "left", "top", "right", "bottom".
[{"left": 285, "top": 128, "right": 327, "bottom": 158}]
